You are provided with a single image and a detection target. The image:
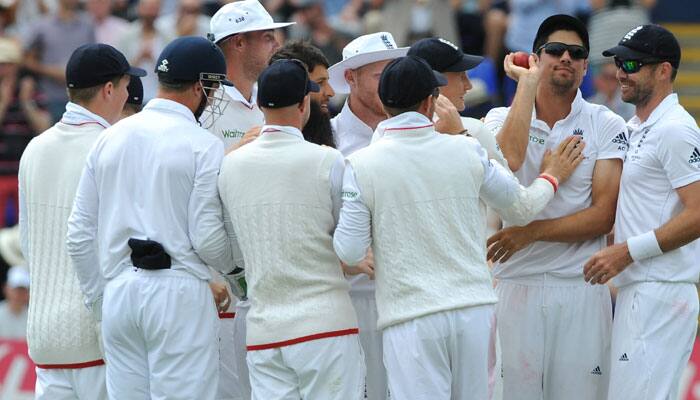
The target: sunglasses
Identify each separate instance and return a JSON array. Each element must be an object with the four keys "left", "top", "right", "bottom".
[
  {"left": 613, "top": 57, "right": 662, "bottom": 74},
  {"left": 537, "top": 42, "right": 588, "bottom": 60}
]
